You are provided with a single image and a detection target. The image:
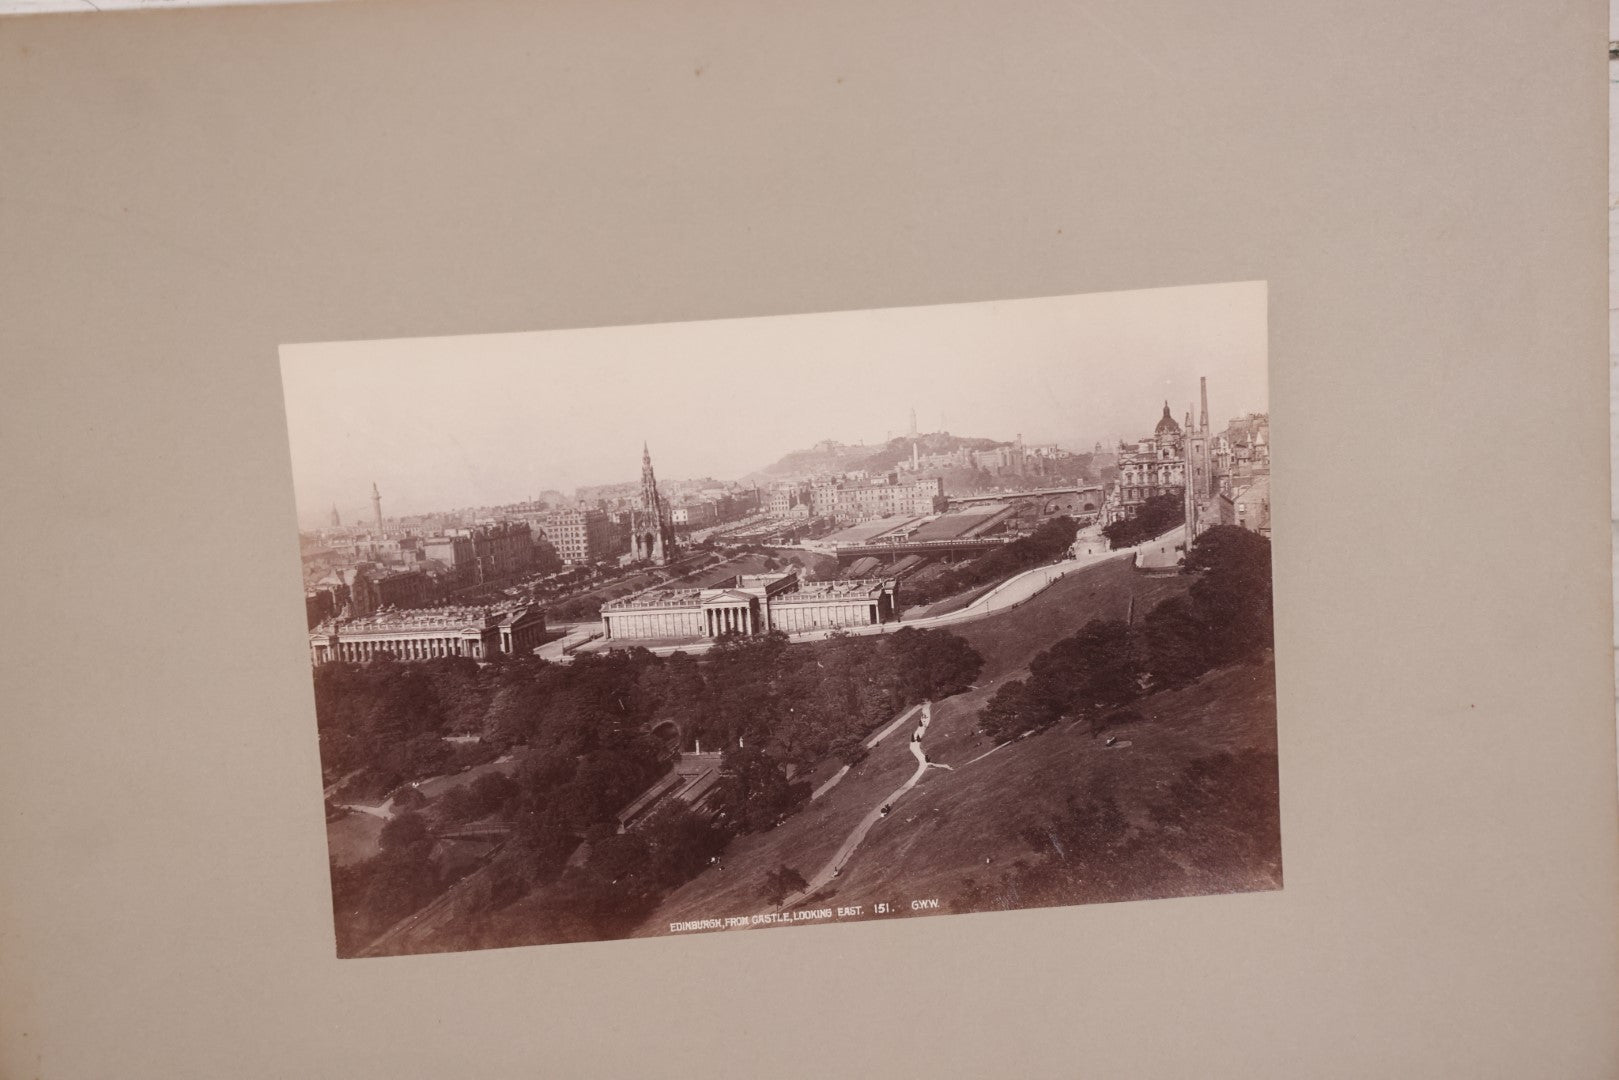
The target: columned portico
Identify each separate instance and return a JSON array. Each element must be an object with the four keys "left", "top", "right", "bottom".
[
  {"left": 601, "top": 572, "right": 898, "bottom": 644},
  {"left": 703, "top": 601, "right": 756, "bottom": 637},
  {"left": 310, "top": 604, "right": 545, "bottom": 666}
]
